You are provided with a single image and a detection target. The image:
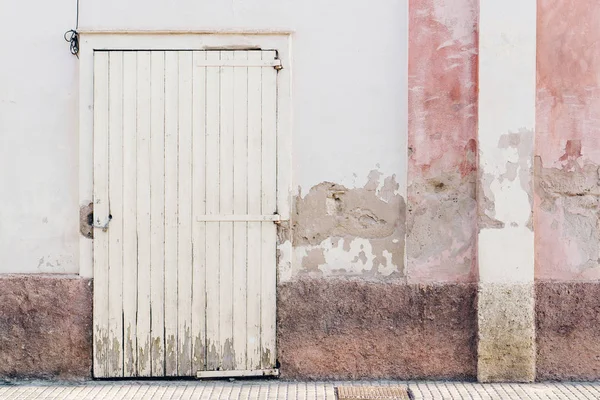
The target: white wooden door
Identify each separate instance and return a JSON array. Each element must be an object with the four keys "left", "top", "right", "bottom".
[{"left": 92, "top": 50, "right": 280, "bottom": 378}]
